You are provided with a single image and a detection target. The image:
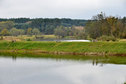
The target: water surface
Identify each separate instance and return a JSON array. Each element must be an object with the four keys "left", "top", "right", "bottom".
[
  {"left": 35, "top": 39, "right": 90, "bottom": 42},
  {"left": 0, "top": 55, "right": 126, "bottom": 84}
]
